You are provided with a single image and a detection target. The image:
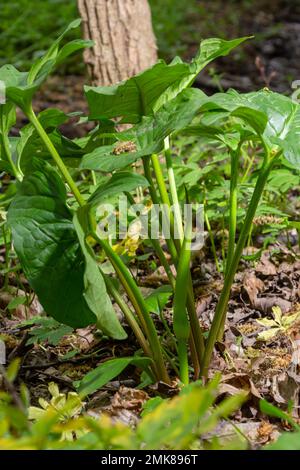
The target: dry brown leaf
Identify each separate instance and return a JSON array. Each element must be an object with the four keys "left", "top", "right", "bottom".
[
  {"left": 256, "top": 421, "right": 276, "bottom": 444},
  {"left": 0, "top": 290, "right": 43, "bottom": 320},
  {"left": 221, "top": 372, "right": 261, "bottom": 399},
  {"left": 243, "top": 272, "right": 265, "bottom": 305},
  {"left": 103, "top": 386, "right": 150, "bottom": 426},
  {"left": 256, "top": 253, "right": 277, "bottom": 276},
  {"left": 196, "top": 295, "right": 212, "bottom": 317},
  {"left": 271, "top": 371, "right": 299, "bottom": 406},
  {"left": 110, "top": 386, "right": 149, "bottom": 412},
  {"left": 254, "top": 297, "right": 292, "bottom": 314}
]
